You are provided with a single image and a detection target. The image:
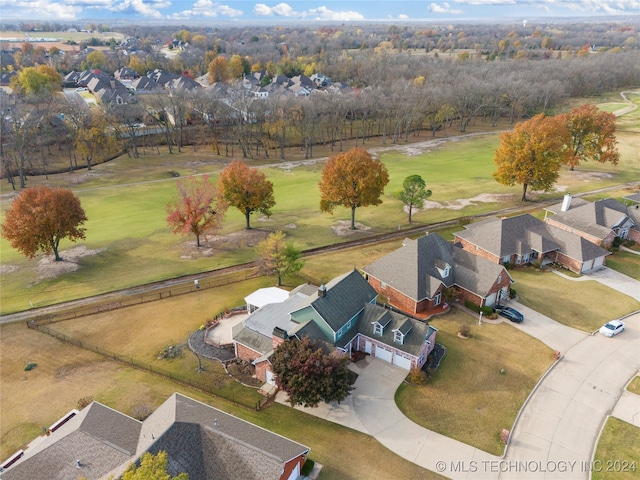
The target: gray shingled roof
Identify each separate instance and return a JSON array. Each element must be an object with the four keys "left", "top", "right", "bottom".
[
  {"left": 546, "top": 199, "right": 630, "bottom": 240},
  {"left": 545, "top": 196, "right": 590, "bottom": 214},
  {"left": 1, "top": 403, "right": 141, "bottom": 480},
  {"left": 364, "top": 233, "right": 507, "bottom": 301},
  {"left": 306, "top": 270, "right": 378, "bottom": 332},
  {"left": 625, "top": 193, "right": 640, "bottom": 204},
  {"left": 335, "top": 304, "right": 435, "bottom": 357},
  {"left": 137, "top": 393, "right": 309, "bottom": 480},
  {"left": 545, "top": 224, "right": 611, "bottom": 262}
]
